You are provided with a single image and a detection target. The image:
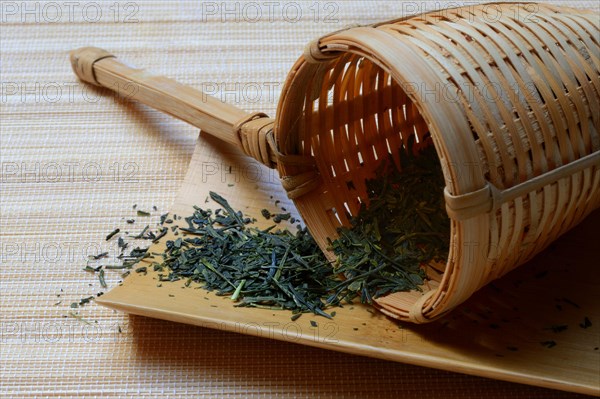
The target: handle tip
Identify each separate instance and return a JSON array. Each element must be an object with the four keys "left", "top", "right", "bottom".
[{"left": 70, "top": 47, "right": 116, "bottom": 86}]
